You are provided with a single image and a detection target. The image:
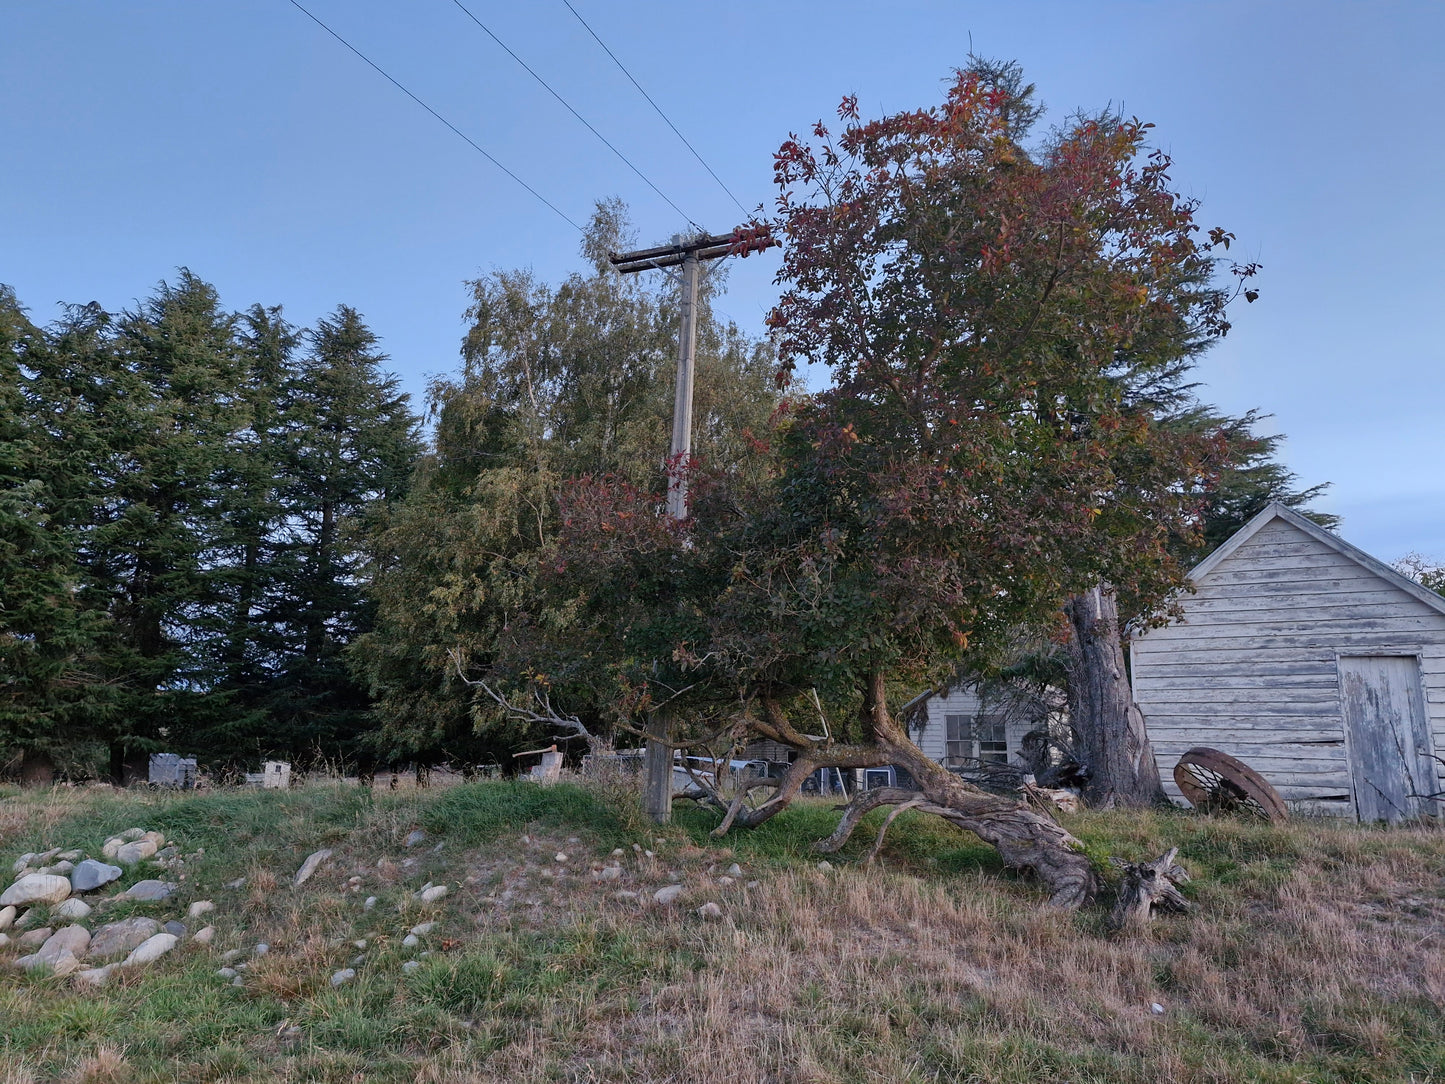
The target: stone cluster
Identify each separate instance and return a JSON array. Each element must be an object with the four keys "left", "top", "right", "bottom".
[{"left": 1, "top": 829, "right": 213, "bottom": 985}]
